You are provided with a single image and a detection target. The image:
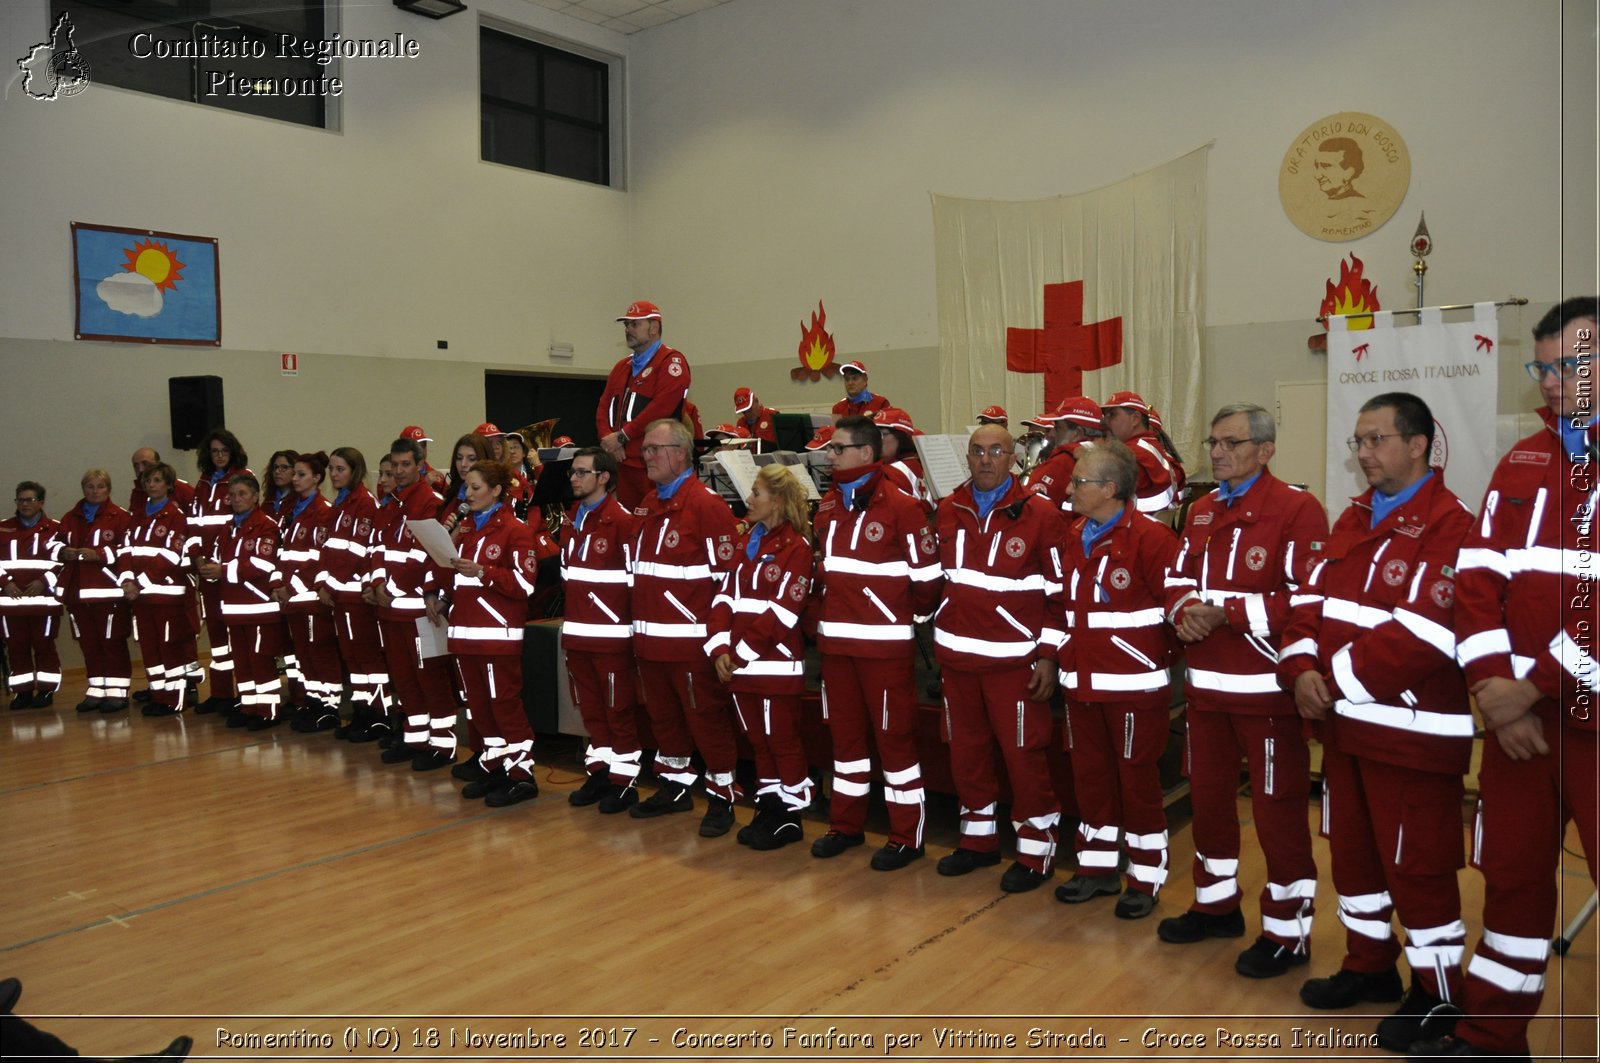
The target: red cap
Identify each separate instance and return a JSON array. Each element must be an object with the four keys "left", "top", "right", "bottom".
[
  {"left": 616, "top": 300, "right": 662, "bottom": 321},
  {"left": 399, "top": 425, "right": 432, "bottom": 443},
  {"left": 804, "top": 425, "right": 835, "bottom": 451},
  {"left": 1146, "top": 406, "right": 1164, "bottom": 431},
  {"left": 977, "top": 405, "right": 1009, "bottom": 425},
  {"left": 876, "top": 407, "right": 922, "bottom": 436},
  {"left": 552, "top": 435, "right": 574, "bottom": 448},
  {"left": 733, "top": 387, "right": 756, "bottom": 413},
  {"left": 1041, "top": 396, "right": 1105, "bottom": 429},
  {"left": 474, "top": 422, "right": 502, "bottom": 437},
  {"left": 707, "top": 423, "right": 742, "bottom": 438},
  {"left": 839, "top": 360, "right": 868, "bottom": 375},
  {"left": 1020, "top": 414, "right": 1052, "bottom": 432},
  {"left": 1103, "top": 390, "right": 1150, "bottom": 414}
]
